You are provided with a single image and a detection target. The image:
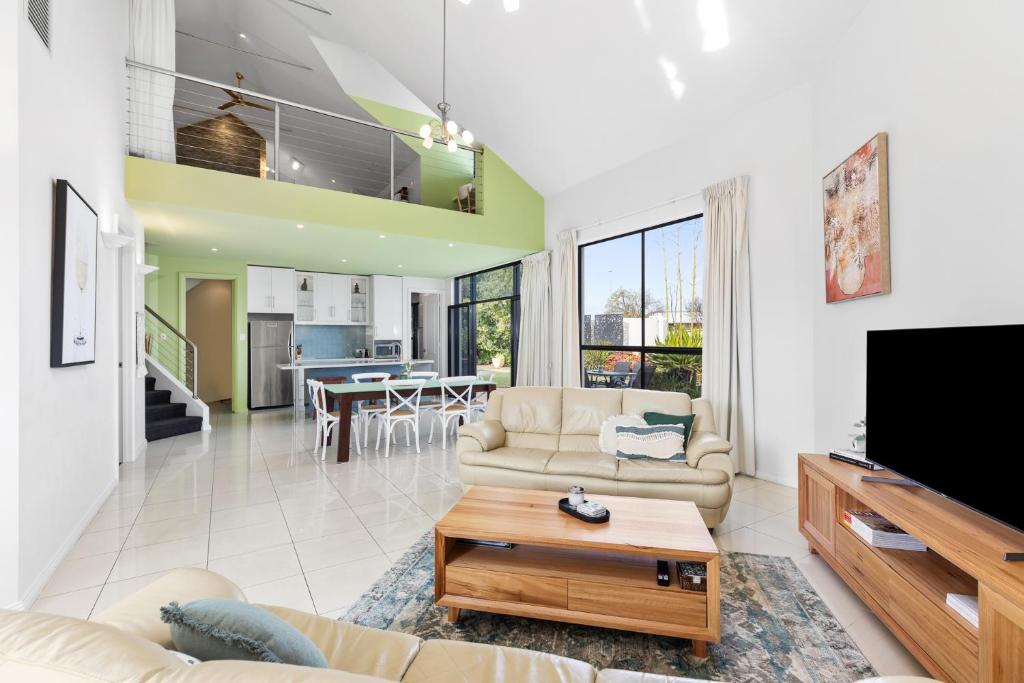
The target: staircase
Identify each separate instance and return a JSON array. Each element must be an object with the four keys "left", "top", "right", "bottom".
[{"left": 145, "top": 375, "right": 203, "bottom": 441}]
